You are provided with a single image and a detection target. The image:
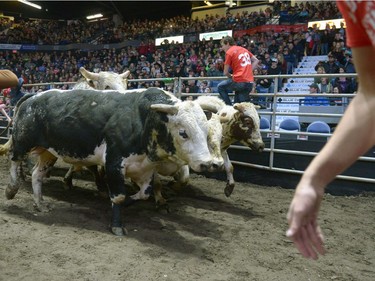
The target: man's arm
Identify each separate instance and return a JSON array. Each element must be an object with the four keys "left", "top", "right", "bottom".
[
  {"left": 251, "top": 56, "right": 259, "bottom": 72},
  {"left": 223, "top": 64, "right": 232, "bottom": 78},
  {"left": 287, "top": 46, "right": 375, "bottom": 259}
]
